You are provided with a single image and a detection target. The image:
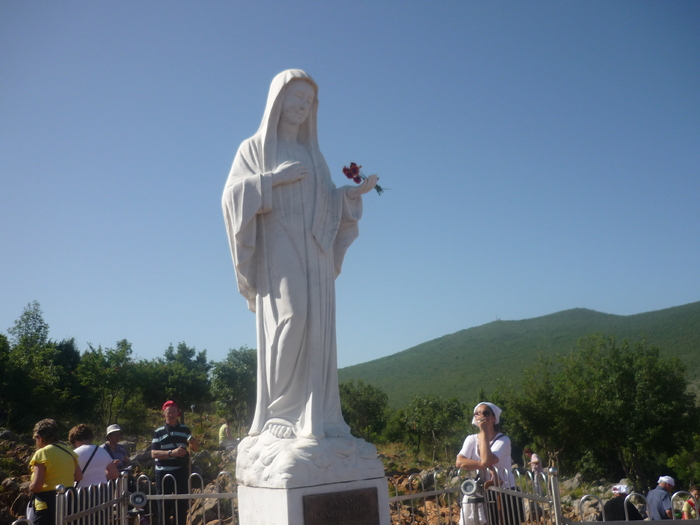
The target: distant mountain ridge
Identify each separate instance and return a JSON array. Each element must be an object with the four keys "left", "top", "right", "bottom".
[{"left": 338, "top": 302, "right": 700, "bottom": 408}]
